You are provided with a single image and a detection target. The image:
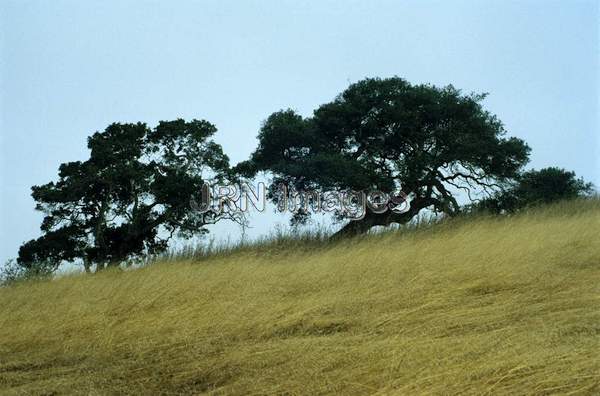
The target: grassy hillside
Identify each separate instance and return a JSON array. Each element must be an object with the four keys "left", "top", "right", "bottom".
[{"left": 1, "top": 200, "right": 599, "bottom": 395}]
